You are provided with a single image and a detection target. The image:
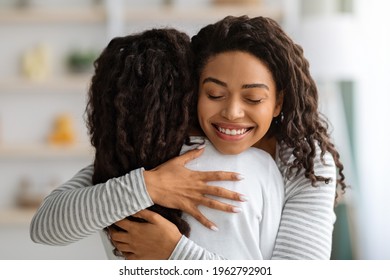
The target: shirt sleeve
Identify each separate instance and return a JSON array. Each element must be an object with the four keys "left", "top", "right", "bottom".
[
  {"left": 169, "top": 236, "right": 227, "bottom": 260},
  {"left": 271, "top": 147, "right": 337, "bottom": 260},
  {"left": 29, "top": 164, "right": 154, "bottom": 246}
]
